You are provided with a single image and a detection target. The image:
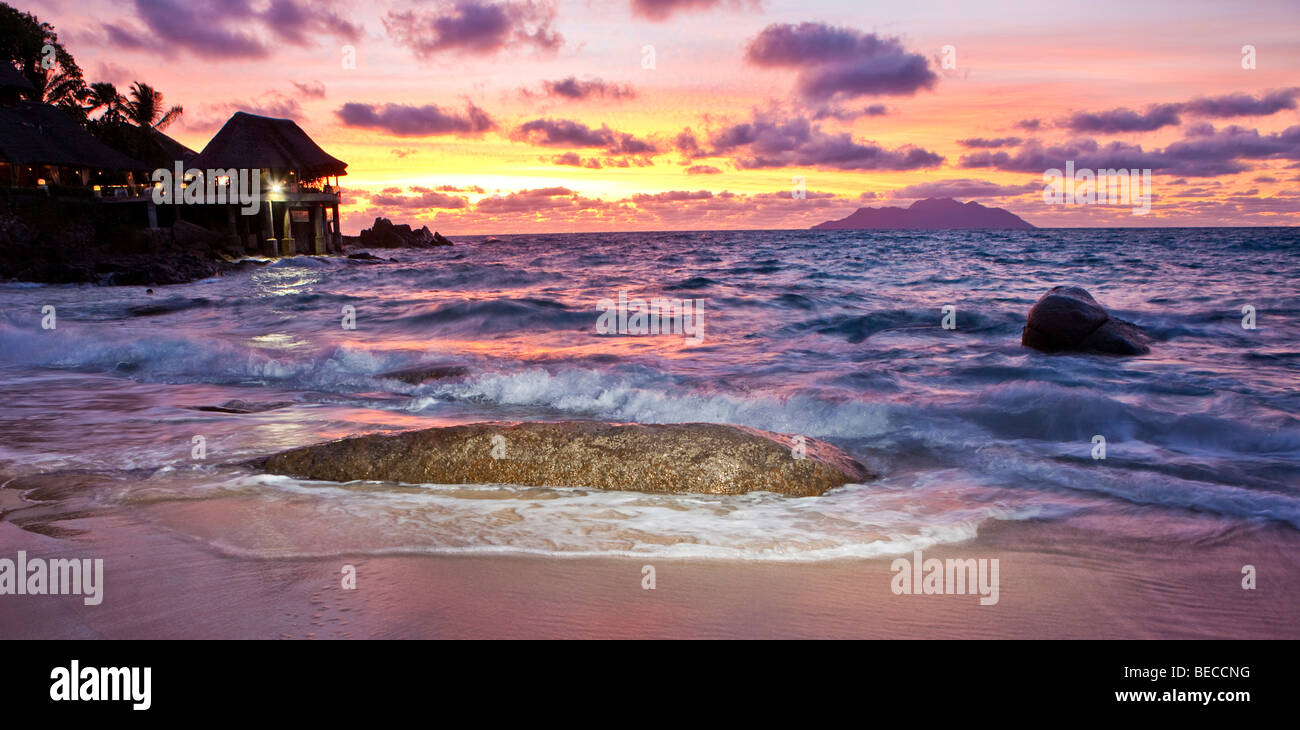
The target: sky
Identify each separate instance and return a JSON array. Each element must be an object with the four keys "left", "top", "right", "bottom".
[{"left": 29, "top": 0, "right": 1300, "bottom": 233}]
